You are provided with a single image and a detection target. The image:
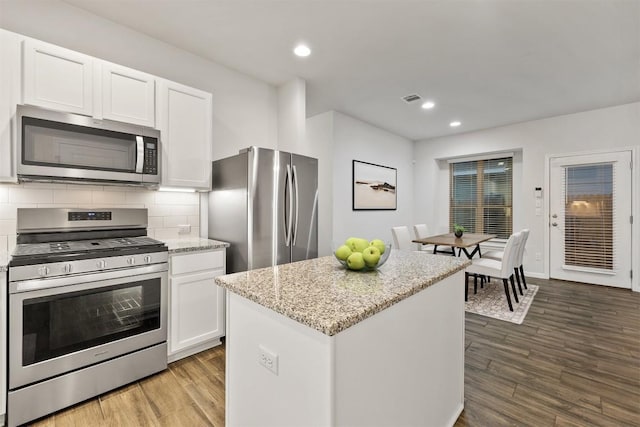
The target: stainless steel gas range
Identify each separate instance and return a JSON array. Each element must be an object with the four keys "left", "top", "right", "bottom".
[{"left": 7, "top": 208, "right": 168, "bottom": 427}]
